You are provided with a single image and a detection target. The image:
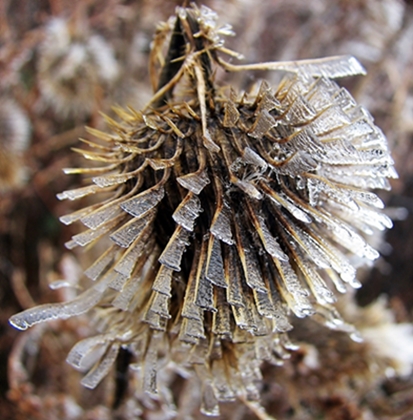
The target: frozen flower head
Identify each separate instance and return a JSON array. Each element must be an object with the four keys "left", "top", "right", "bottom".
[
  {"left": 37, "top": 17, "right": 119, "bottom": 118},
  {"left": 11, "top": 4, "right": 397, "bottom": 415},
  {"left": 0, "top": 99, "right": 30, "bottom": 191}
]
